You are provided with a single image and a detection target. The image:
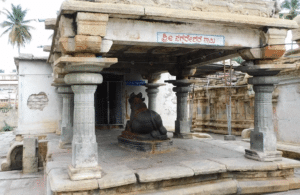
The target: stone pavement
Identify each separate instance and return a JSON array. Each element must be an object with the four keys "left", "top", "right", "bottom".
[
  {"left": 0, "top": 131, "right": 15, "bottom": 170},
  {"left": 0, "top": 169, "right": 45, "bottom": 195},
  {"left": 46, "top": 129, "right": 300, "bottom": 195},
  {"left": 1, "top": 130, "right": 300, "bottom": 194}
]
